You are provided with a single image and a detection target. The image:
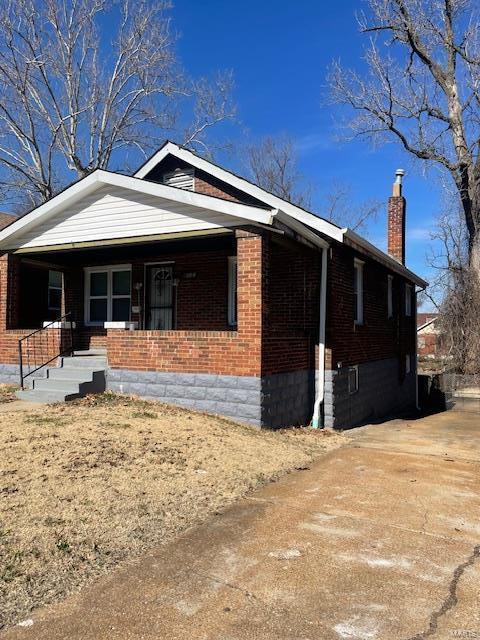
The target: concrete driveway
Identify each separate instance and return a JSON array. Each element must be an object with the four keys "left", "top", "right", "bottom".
[{"left": 4, "top": 411, "right": 480, "bottom": 640}]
